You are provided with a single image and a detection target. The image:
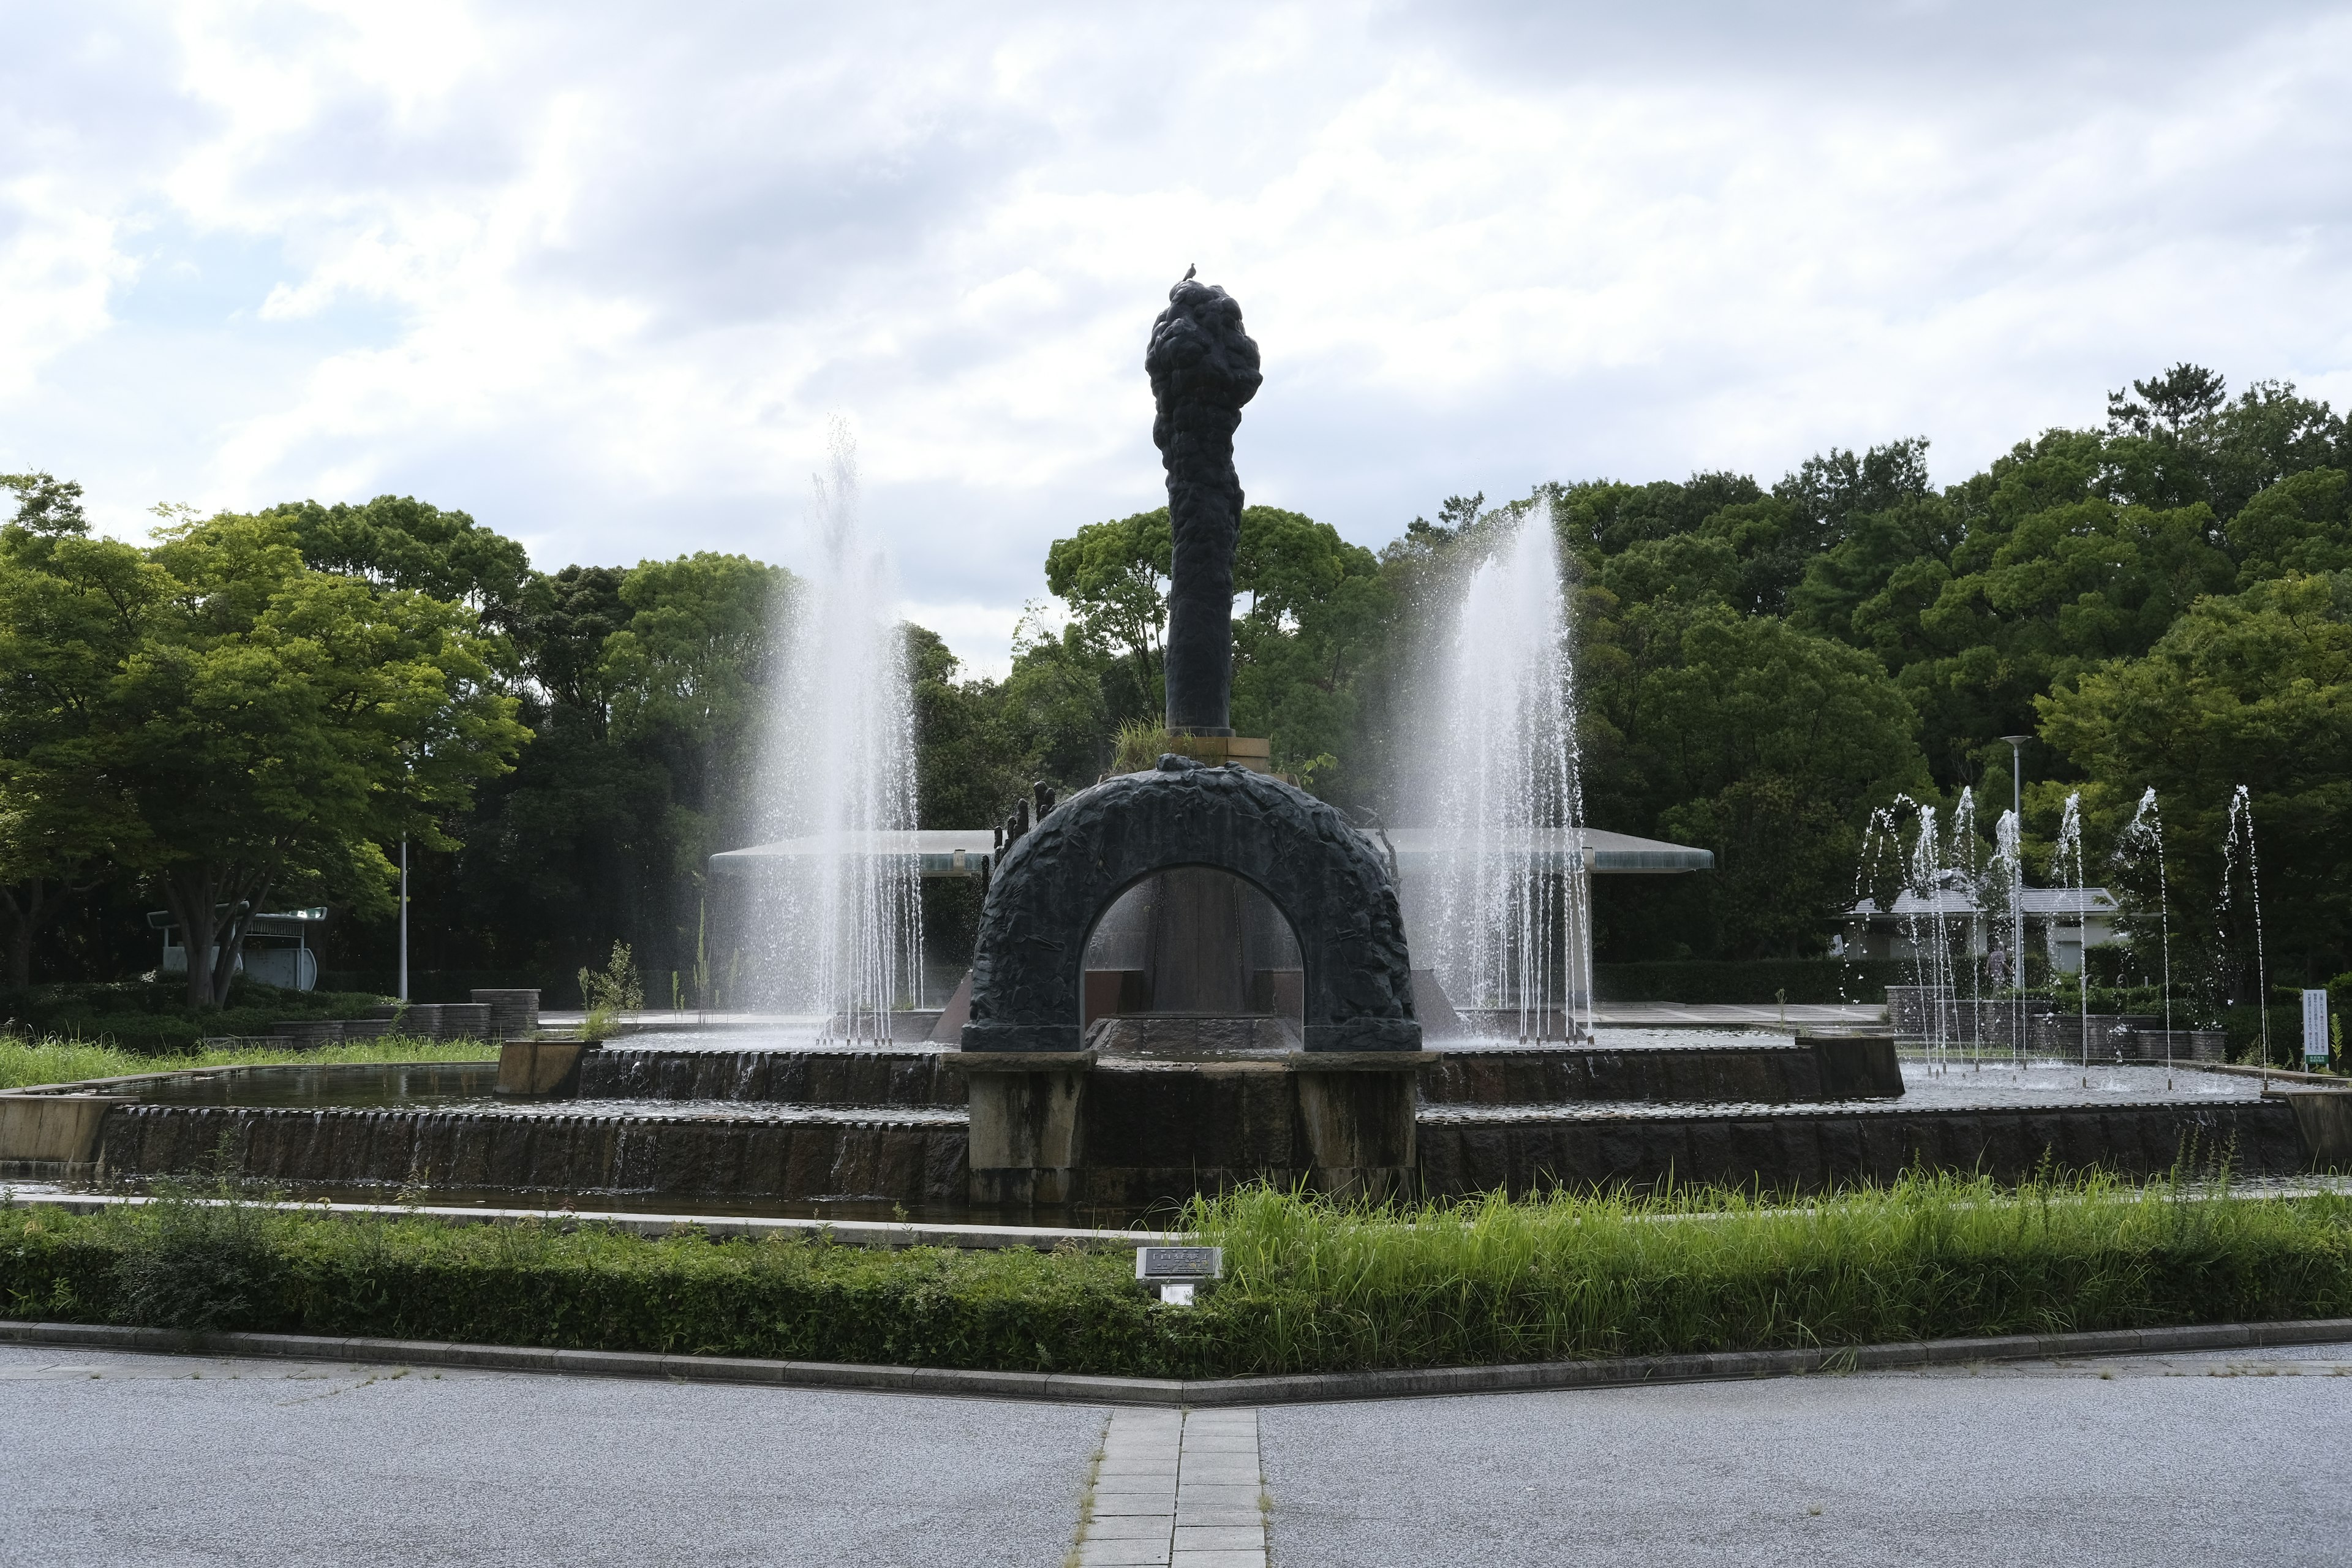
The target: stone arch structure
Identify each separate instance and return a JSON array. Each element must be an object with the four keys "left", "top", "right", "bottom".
[{"left": 962, "top": 758, "right": 1421, "bottom": 1053}]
